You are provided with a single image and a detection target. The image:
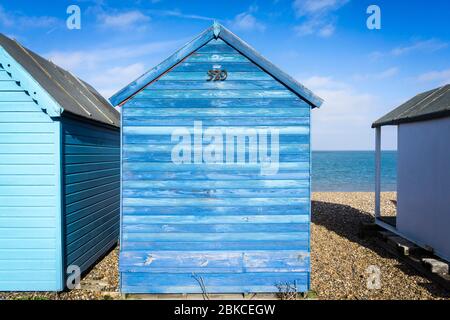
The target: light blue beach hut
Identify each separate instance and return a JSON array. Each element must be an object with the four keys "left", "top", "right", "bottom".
[
  {"left": 0, "top": 34, "right": 120, "bottom": 291},
  {"left": 111, "top": 23, "right": 323, "bottom": 294}
]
